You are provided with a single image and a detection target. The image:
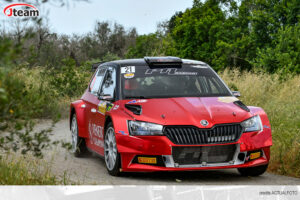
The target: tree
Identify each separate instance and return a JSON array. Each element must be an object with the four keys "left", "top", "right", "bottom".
[
  {"left": 253, "top": 25, "right": 300, "bottom": 74},
  {"left": 170, "top": 0, "right": 226, "bottom": 68},
  {"left": 167, "top": 0, "right": 300, "bottom": 72}
]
